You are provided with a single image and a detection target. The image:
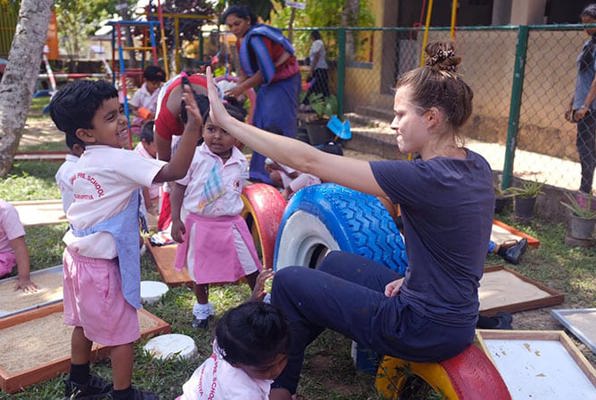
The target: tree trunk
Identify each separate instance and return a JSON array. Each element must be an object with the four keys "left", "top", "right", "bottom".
[
  {"left": 341, "top": 0, "right": 359, "bottom": 61},
  {"left": 0, "top": 0, "right": 53, "bottom": 176}
]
